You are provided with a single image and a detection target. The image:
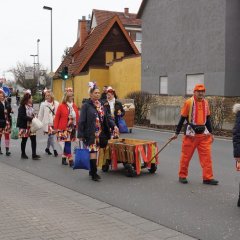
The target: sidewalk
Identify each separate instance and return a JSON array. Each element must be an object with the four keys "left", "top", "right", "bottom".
[{"left": 0, "top": 161, "right": 196, "bottom": 240}]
